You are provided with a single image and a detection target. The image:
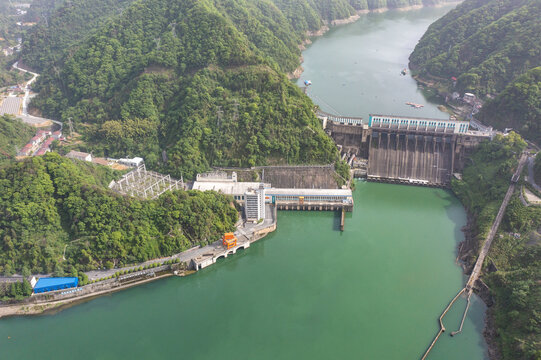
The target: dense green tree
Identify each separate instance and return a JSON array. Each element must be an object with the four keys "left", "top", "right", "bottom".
[
  {"left": 0, "top": 115, "right": 35, "bottom": 165},
  {"left": 451, "top": 132, "right": 540, "bottom": 360},
  {"left": 0, "top": 153, "right": 238, "bottom": 274},
  {"left": 410, "top": 0, "right": 541, "bottom": 97},
  {"left": 478, "top": 67, "right": 541, "bottom": 143}
]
